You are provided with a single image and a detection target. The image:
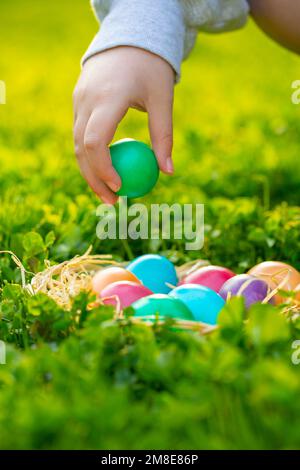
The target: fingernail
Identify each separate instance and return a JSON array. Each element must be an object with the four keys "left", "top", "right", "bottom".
[
  {"left": 108, "top": 180, "right": 121, "bottom": 192},
  {"left": 166, "top": 158, "right": 174, "bottom": 174}
]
